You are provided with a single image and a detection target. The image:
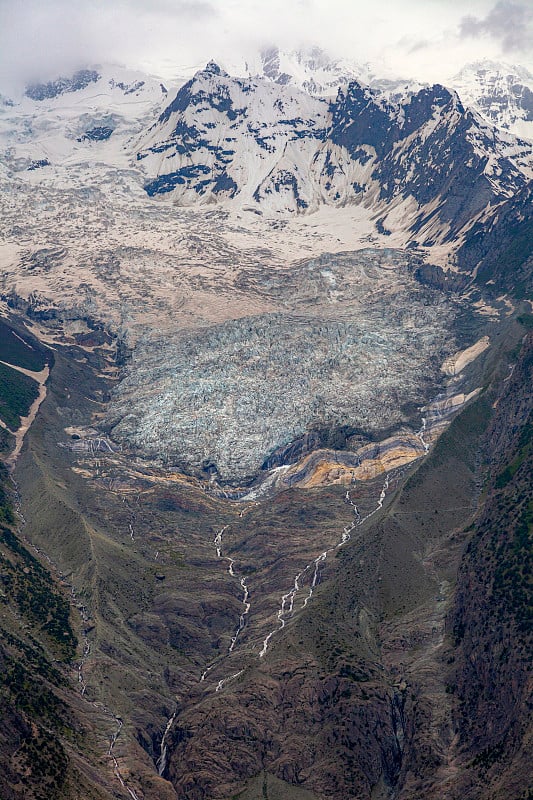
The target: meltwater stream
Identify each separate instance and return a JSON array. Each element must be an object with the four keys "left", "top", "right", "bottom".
[
  {"left": 158, "top": 435, "right": 430, "bottom": 774},
  {"left": 260, "top": 472, "right": 391, "bottom": 658}
]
